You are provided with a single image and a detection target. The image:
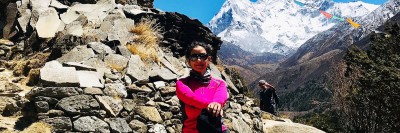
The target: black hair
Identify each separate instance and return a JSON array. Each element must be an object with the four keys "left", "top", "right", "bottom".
[{"left": 185, "top": 41, "right": 212, "bottom": 59}]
